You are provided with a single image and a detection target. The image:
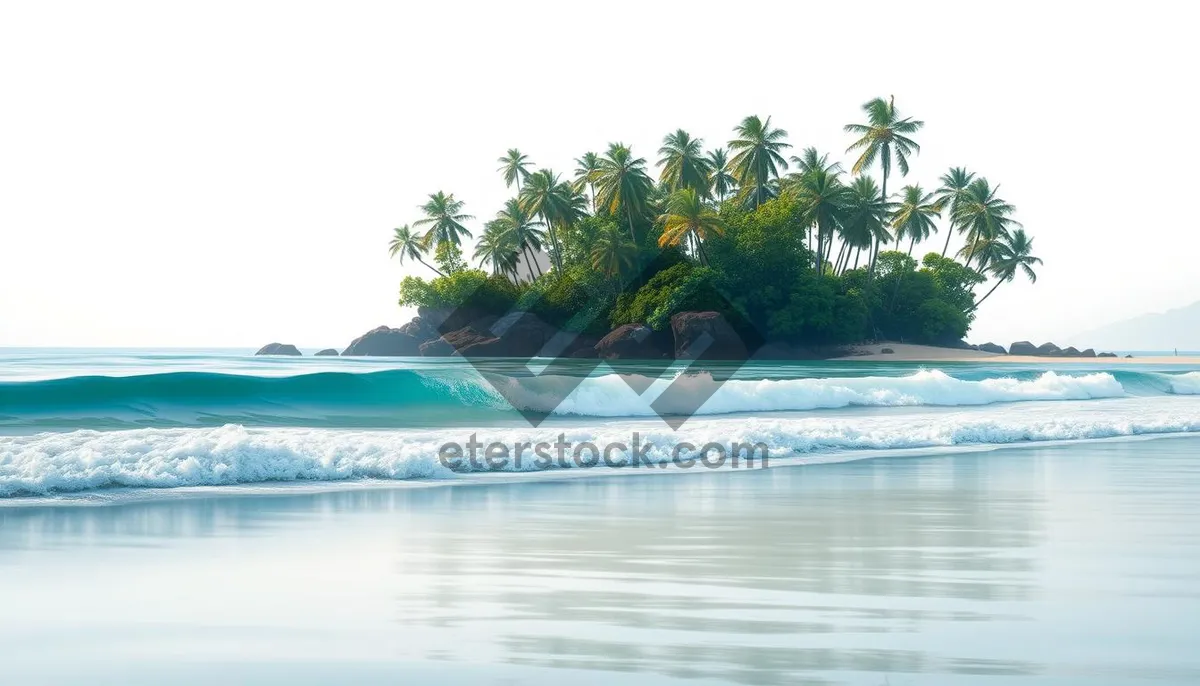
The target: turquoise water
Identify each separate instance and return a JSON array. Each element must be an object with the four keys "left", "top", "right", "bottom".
[{"left": 2, "top": 349, "right": 1200, "bottom": 683}]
